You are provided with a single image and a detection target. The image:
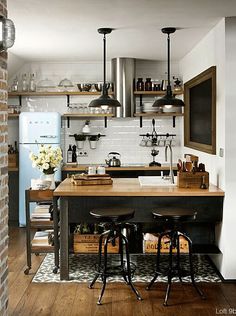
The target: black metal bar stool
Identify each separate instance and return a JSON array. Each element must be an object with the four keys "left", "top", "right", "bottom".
[
  {"left": 146, "top": 208, "right": 205, "bottom": 306},
  {"left": 89, "top": 208, "right": 142, "bottom": 305}
]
